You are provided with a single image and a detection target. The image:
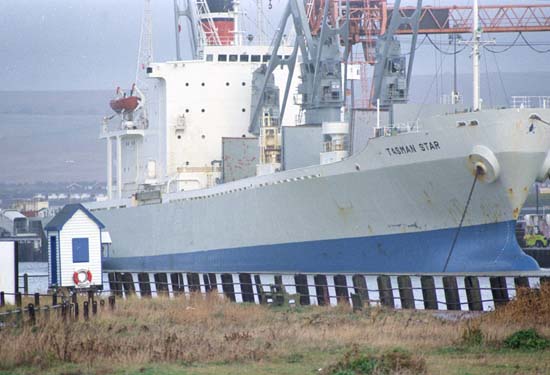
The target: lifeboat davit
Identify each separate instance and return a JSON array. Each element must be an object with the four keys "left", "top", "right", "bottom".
[{"left": 110, "top": 96, "right": 140, "bottom": 114}]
